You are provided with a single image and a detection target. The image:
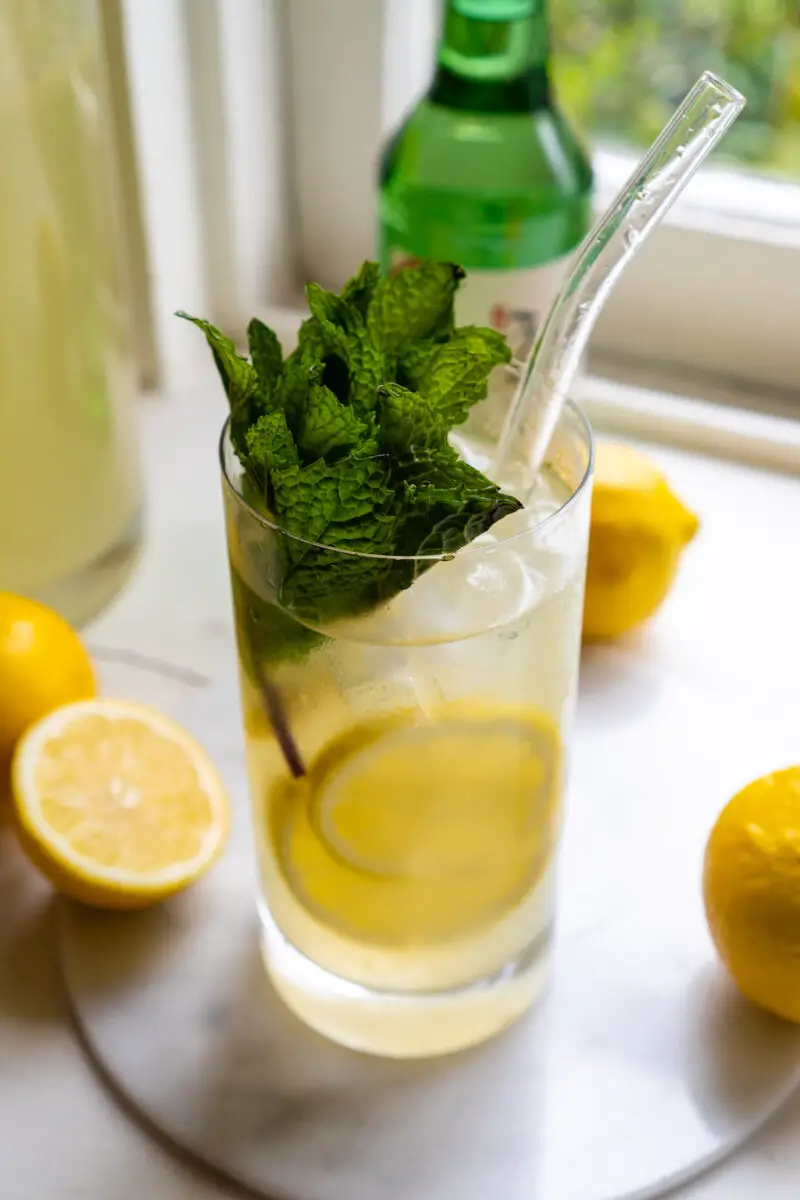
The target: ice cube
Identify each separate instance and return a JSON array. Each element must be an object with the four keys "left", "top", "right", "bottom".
[{"left": 330, "top": 542, "right": 544, "bottom": 648}]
